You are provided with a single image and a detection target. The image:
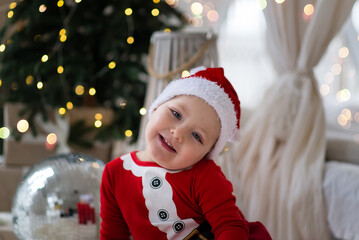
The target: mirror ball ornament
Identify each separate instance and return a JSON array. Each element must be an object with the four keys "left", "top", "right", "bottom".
[{"left": 12, "top": 153, "right": 105, "bottom": 240}]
